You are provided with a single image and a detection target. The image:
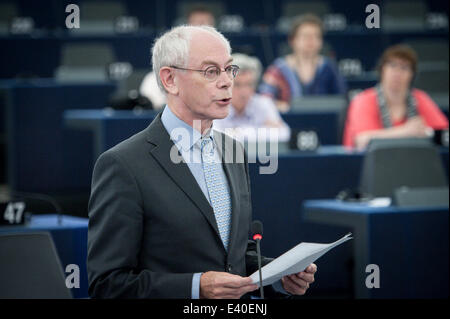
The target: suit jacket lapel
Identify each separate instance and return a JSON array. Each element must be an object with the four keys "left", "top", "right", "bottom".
[{"left": 146, "top": 114, "right": 222, "bottom": 242}]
